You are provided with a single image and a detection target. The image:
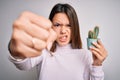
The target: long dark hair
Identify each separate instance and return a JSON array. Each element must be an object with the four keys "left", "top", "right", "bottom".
[{"left": 49, "top": 3, "right": 82, "bottom": 52}]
